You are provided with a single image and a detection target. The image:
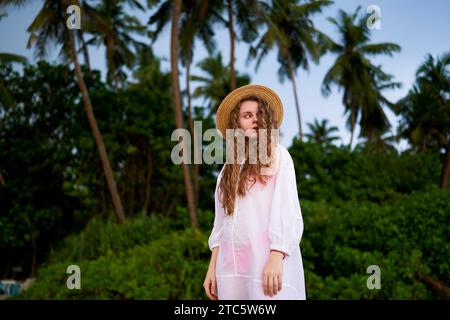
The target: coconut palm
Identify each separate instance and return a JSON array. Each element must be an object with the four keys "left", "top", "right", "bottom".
[
  {"left": 82, "top": 0, "right": 147, "bottom": 88},
  {"left": 305, "top": 118, "right": 340, "bottom": 145},
  {"left": 0, "top": 0, "right": 126, "bottom": 223},
  {"left": 396, "top": 83, "right": 439, "bottom": 152},
  {"left": 397, "top": 52, "right": 450, "bottom": 189},
  {"left": 416, "top": 53, "right": 450, "bottom": 100},
  {"left": 149, "top": 1, "right": 222, "bottom": 124},
  {"left": 168, "top": 0, "right": 198, "bottom": 228},
  {"left": 321, "top": 6, "right": 401, "bottom": 147},
  {"left": 191, "top": 52, "right": 251, "bottom": 118},
  {"left": 149, "top": 0, "right": 222, "bottom": 211},
  {"left": 355, "top": 130, "right": 398, "bottom": 153},
  {"left": 358, "top": 64, "right": 401, "bottom": 142},
  {"left": 249, "top": 0, "right": 333, "bottom": 141},
  {"left": 223, "top": 0, "right": 259, "bottom": 90}
]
